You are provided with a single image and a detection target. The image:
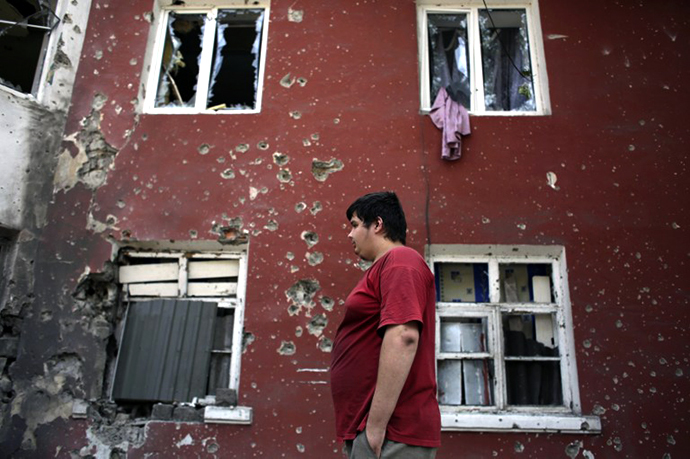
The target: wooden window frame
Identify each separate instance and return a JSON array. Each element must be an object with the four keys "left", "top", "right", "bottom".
[
  {"left": 143, "top": 2, "right": 270, "bottom": 115},
  {"left": 416, "top": 0, "right": 551, "bottom": 116},
  {"left": 427, "top": 244, "right": 601, "bottom": 433}
]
